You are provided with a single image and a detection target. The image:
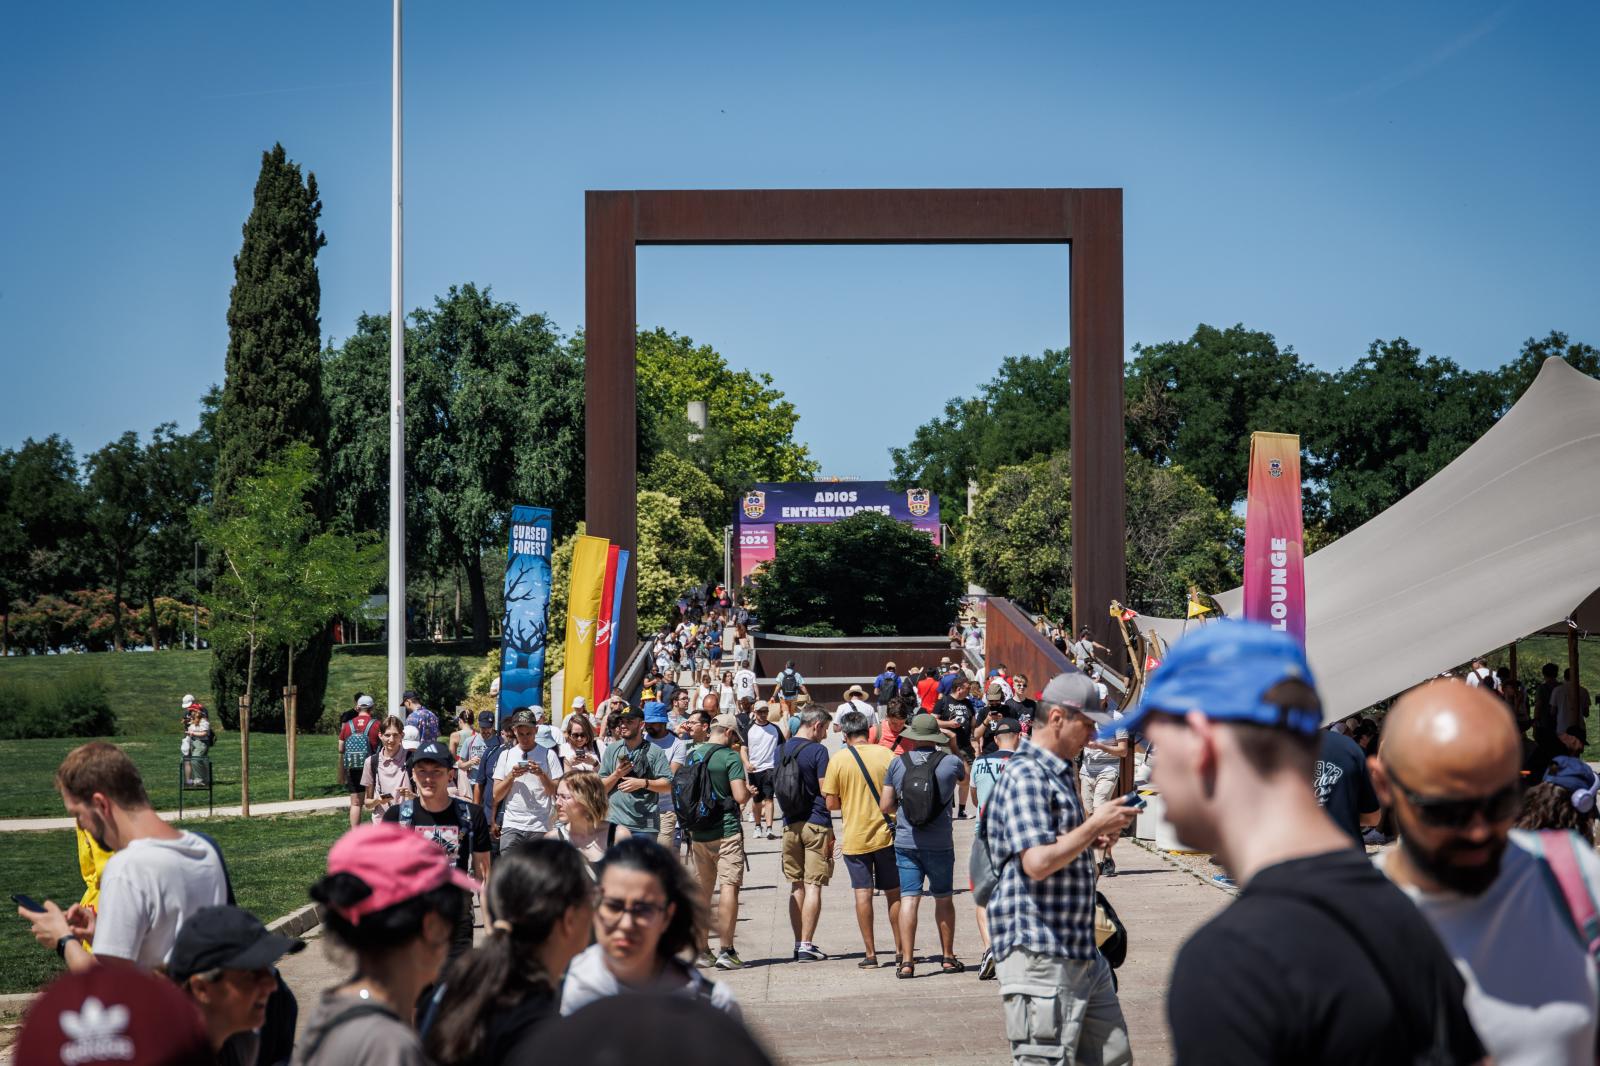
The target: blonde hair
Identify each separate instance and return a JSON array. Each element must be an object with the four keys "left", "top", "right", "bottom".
[{"left": 559, "top": 770, "right": 608, "bottom": 828}]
